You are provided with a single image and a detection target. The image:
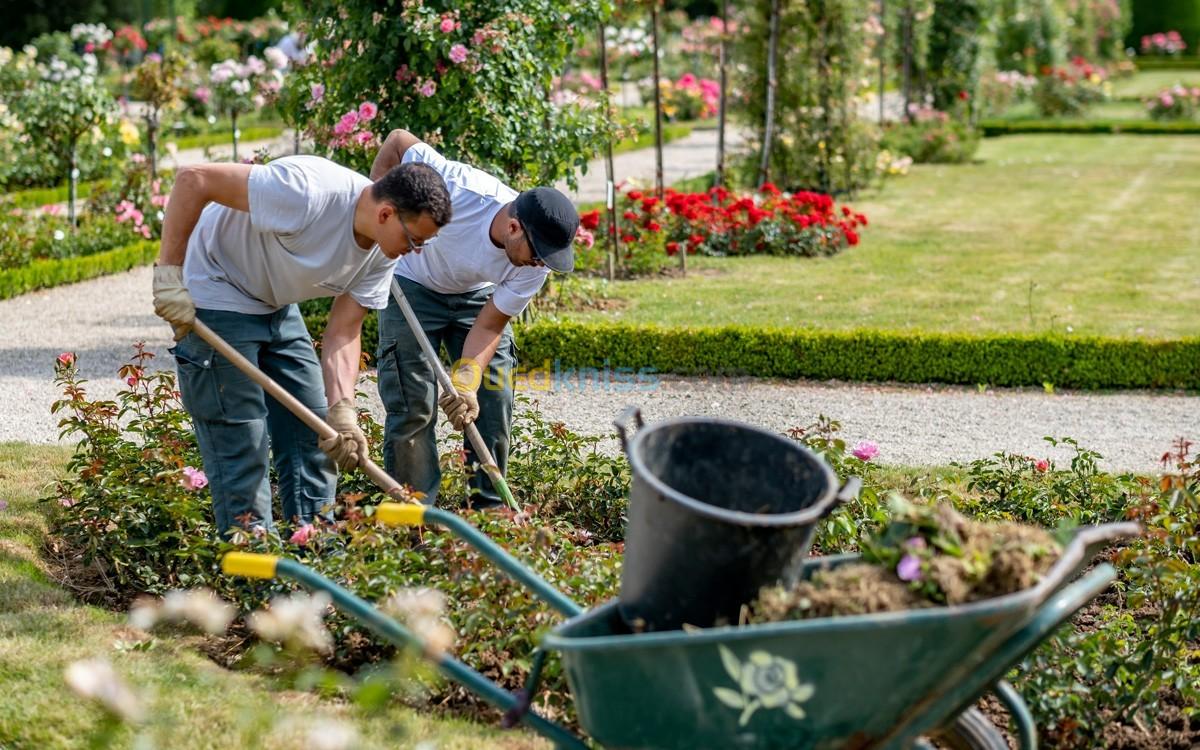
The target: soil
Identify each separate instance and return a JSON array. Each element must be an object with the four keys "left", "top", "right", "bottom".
[{"left": 747, "top": 505, "right": 1062, "bottom": 622}]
